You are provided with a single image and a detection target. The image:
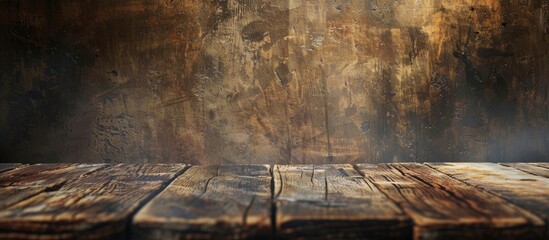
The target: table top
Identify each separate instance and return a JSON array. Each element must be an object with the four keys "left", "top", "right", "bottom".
[{"left": 0, "top": 162, "right": 548, "bottom": 240}]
